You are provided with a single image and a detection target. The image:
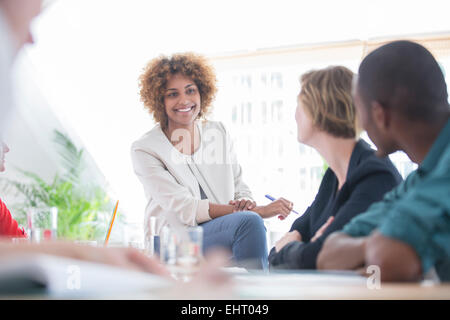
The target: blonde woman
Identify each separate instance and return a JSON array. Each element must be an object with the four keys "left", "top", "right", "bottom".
[{"left": 269, "top": 66, "right": 402, "bottom": 270}]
